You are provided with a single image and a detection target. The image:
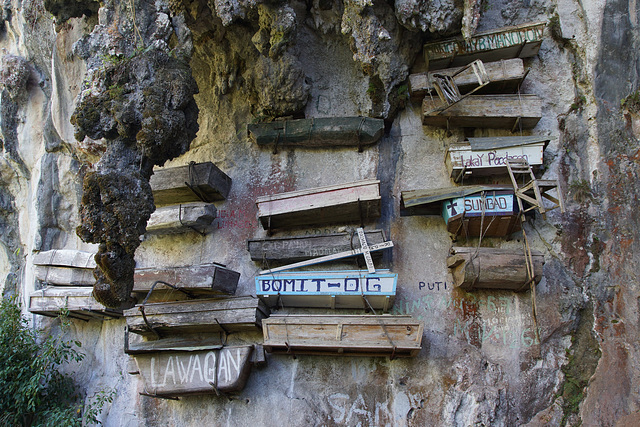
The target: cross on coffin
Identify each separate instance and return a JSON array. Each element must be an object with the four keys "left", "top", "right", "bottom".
[{"left": 258, "top": 227, "right": 393, "bottom": 275}]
